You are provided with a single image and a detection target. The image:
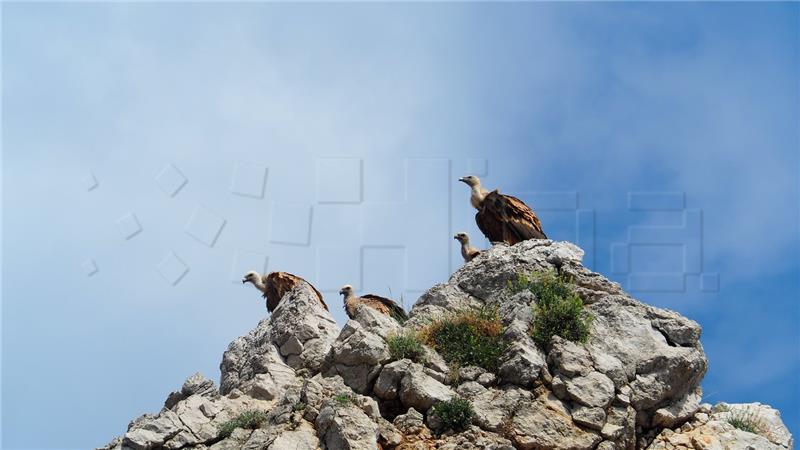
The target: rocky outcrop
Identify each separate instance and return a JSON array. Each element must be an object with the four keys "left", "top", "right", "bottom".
[
  {"left": 650, "top": 403, "right": 793, "bottom": 450},
  {"left": 219, "top": 284, "right": 338, "bottom": 396},
  {"left": 98, "top": 240, "right": 792, "bottom": 450},
  {"left": 324, "top": 305, "right": 400, "bottom": 394}
]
